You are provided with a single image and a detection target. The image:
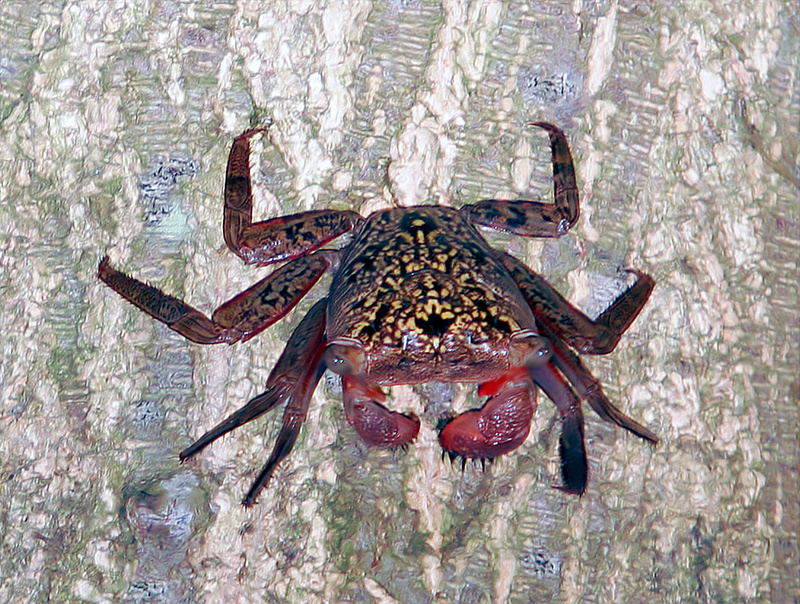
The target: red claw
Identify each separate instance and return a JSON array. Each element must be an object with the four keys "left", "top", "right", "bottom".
[
  {"left": 342, "top": 375, "right": 419, "bottom": 448},
  {"left": 440, "top": 370, "right": 536, "bottom": 459}
]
